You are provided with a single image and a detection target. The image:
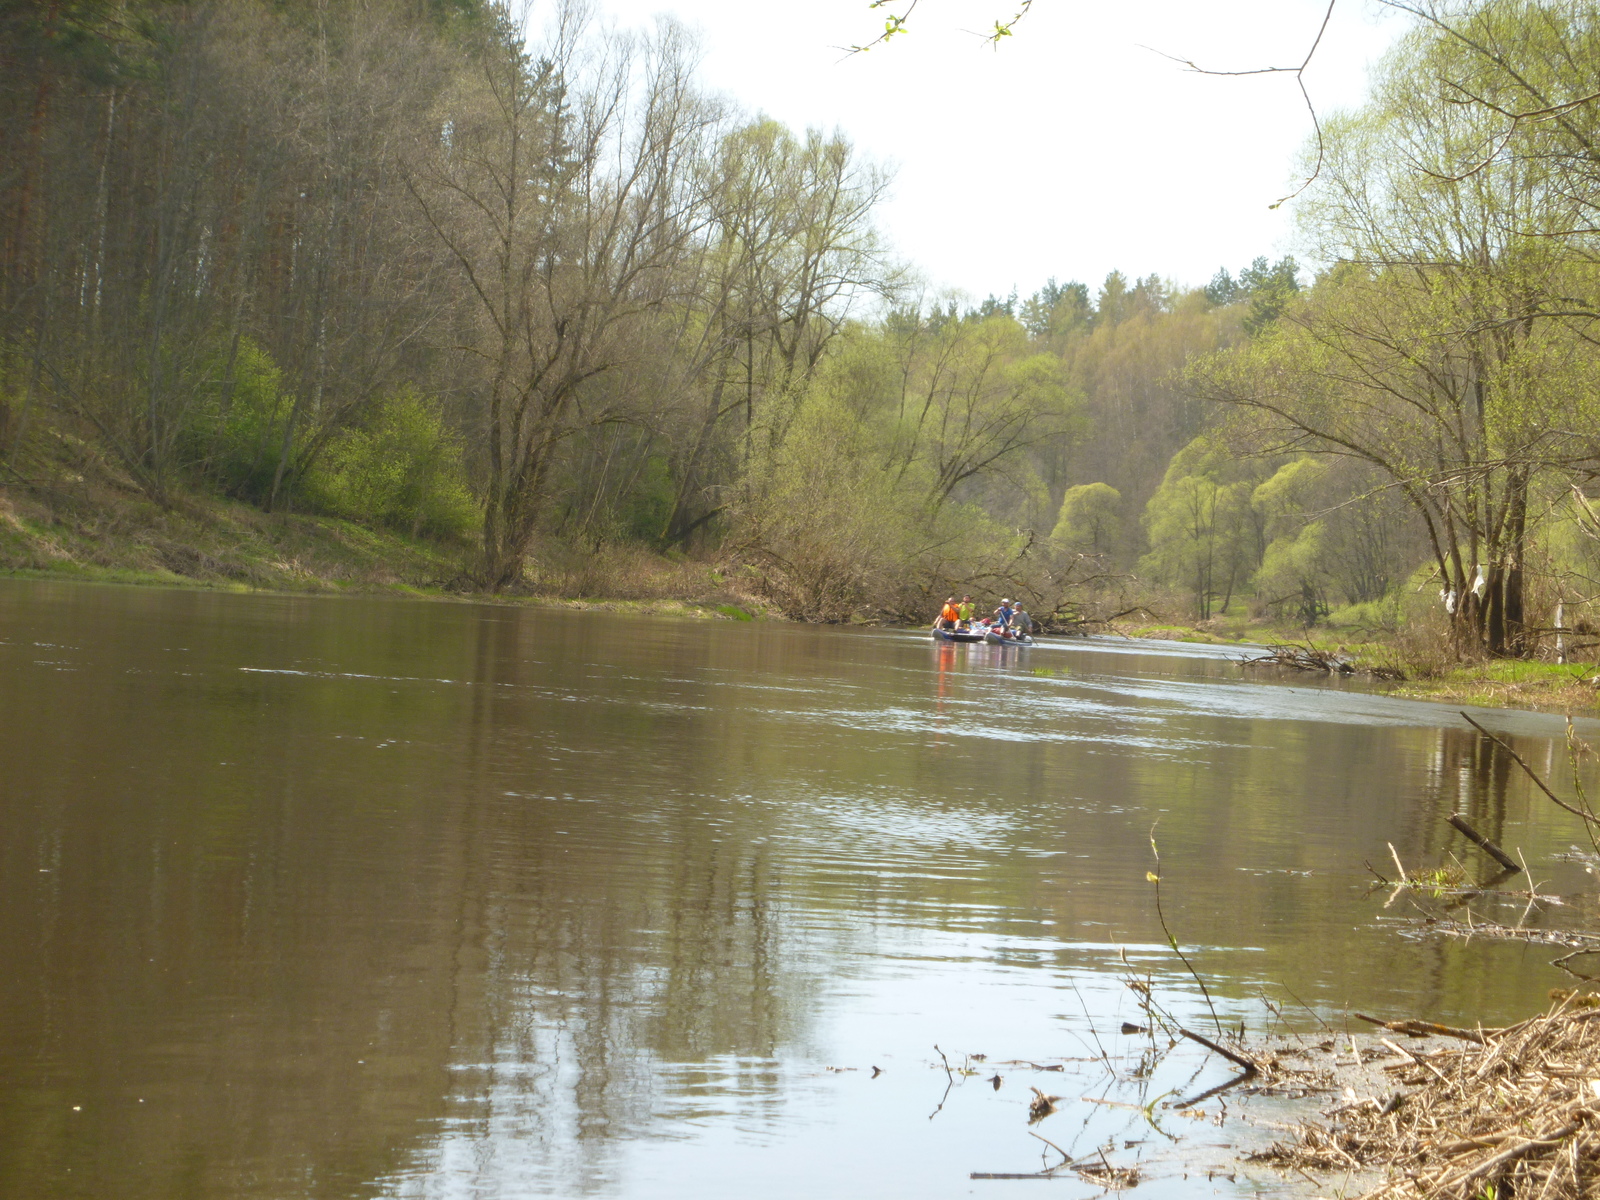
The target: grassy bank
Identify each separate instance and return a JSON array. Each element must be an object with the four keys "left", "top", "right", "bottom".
[
  {"left": 0, "top": 486, "right": 769, "bottom": 620},
  {"left": 1102, "top": 616, "right": 1600, "bottom": 713},
  {"left": 1382, "top": 660, "right": 1600, "bottom": 713}
]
